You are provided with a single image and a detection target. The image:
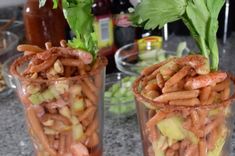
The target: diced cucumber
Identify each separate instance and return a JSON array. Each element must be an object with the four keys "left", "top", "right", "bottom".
[
  {"left": 157, "top": 116, "right": 199, "bottom": 143},
  {"left": 48, "top": 86, "right": 60, "bottom": 99},
  {"left": 59, "top": 106, "right": 71, "bottom": 119},
  {"left": 42, "top": 89, "right": 55, "bottom": 102},
  {"left": 54, "top": 80, "right": 69, "bottom": 94},
  {"left": 70, "top": 84, "right": 82, "bottom": 97},
  {"left": 157, "top": 116, "right": 185, "bottom": 141},
  {"left": 187, "top": 131, "right": 199, "bottom": 144},
  {"left": 28, "top": 93, "right": 44, "bottom": 105},
  {"left": 208, "top": 135, "right": 226, "bottom": 156},
  {"left": 167, "top": 138, "right": 176, "bottom": 147},
  {"left": 72, "top": 124, "right": 84, "bottom": 141},
  {"left": 208, "top": 125, "right": 227, "bottom": 156},
  {"left": 105, "top": 92, "right": 112, "bottom": 98},
  {"left": 105, "top": 76, "right": 137, "bottom": 114},
  {"left": 152, "top": 136, "right": 166, "bottom": 156},
  {"left": 109, "top": 103, "right": 135, "bottom": 114},
  {"left": 111, "top": 84, "right": 119, "bottom": 94},
  {"left": 71, "top": 116, "right": 79, "bottom": 125},
  {"left": 72, "top": 98, "right": 84, "bottom": 112}
]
